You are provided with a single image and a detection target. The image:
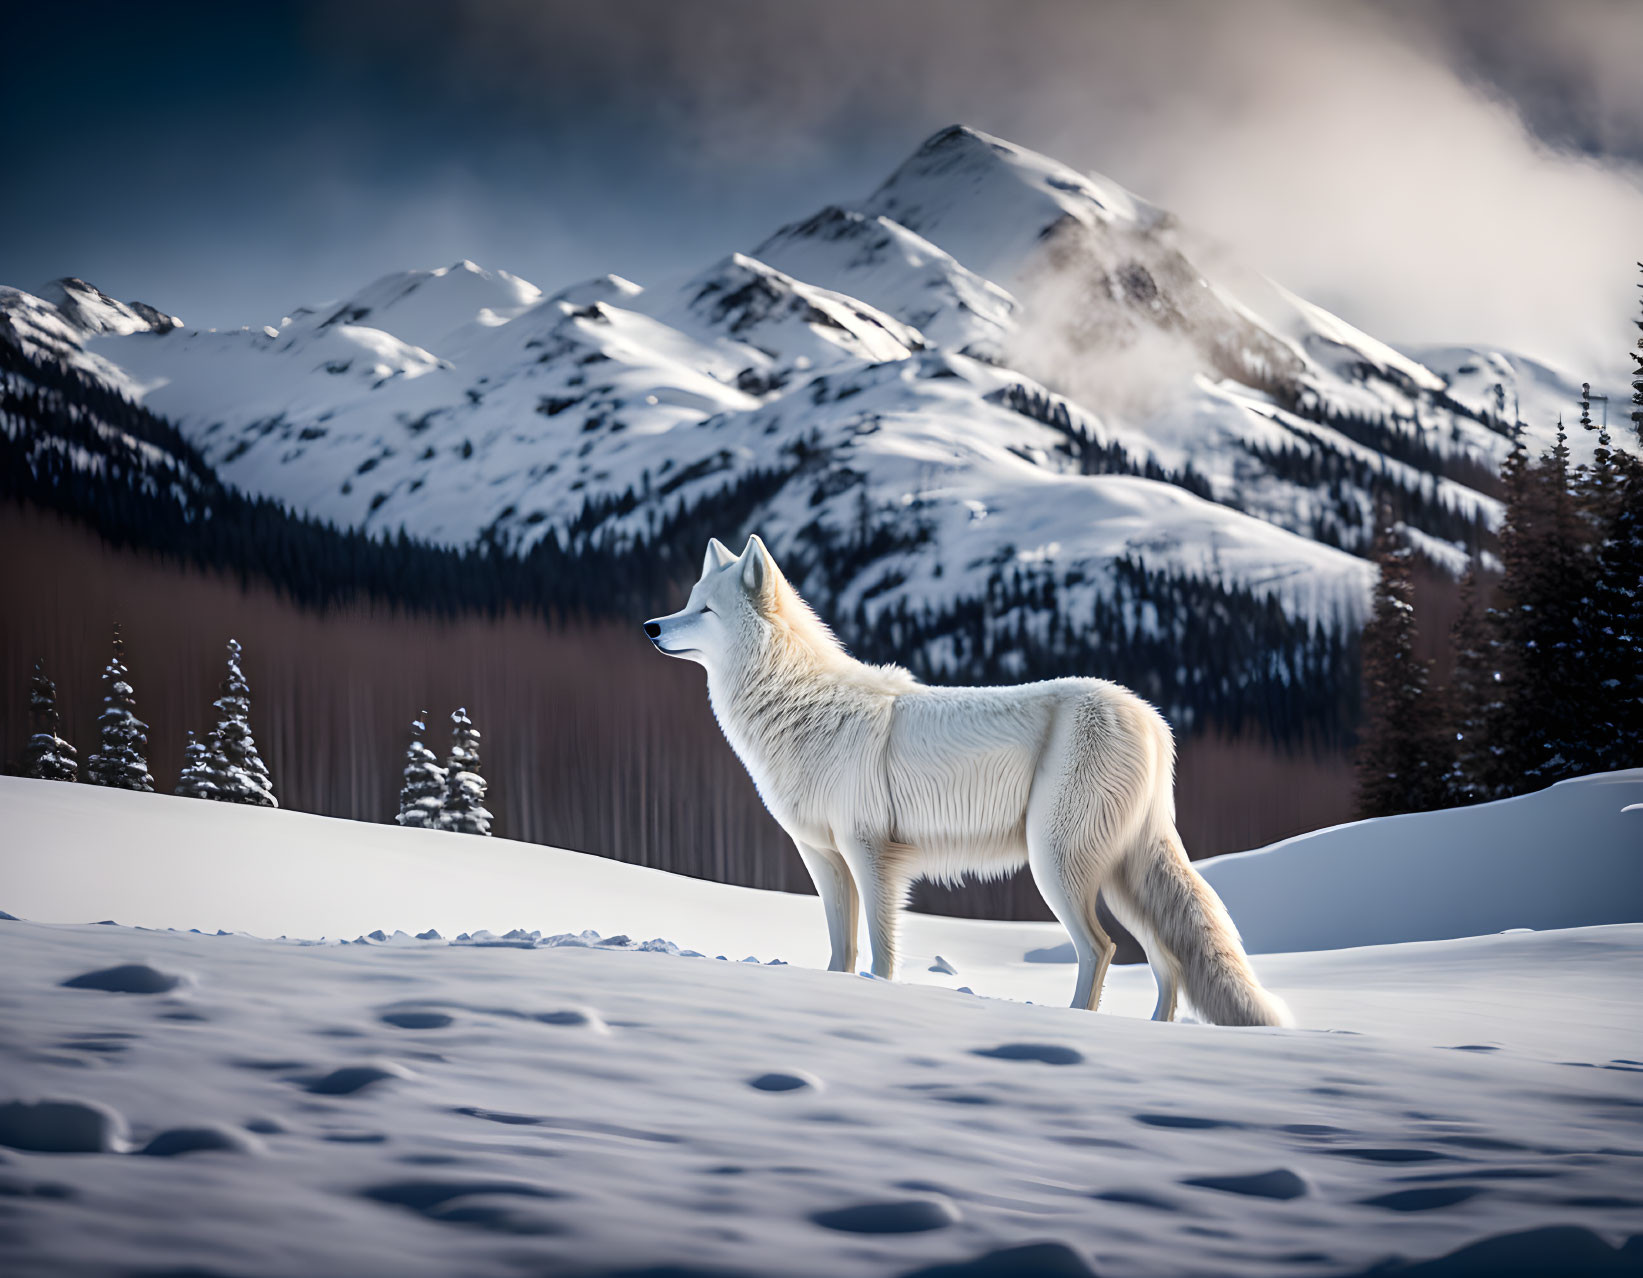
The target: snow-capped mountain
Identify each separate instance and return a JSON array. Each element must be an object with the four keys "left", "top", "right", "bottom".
[{"left": 2, "top": 126, "right": 1611, "bottom": 668}]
